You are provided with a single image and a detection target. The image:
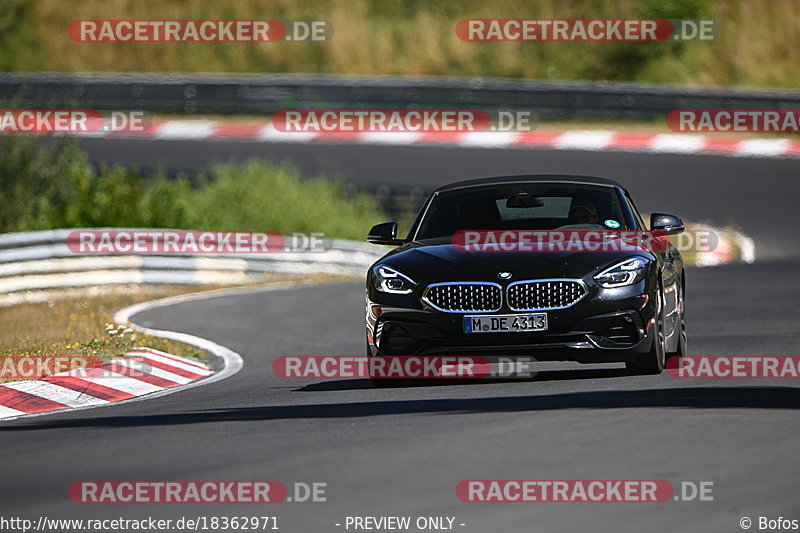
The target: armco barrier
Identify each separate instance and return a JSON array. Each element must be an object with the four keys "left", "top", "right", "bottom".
[
  {"left": 2, "top": 73, "right": 799, "bottom": 120},
  {"left": 0, "top": 226, "right": 754, "bottom": 305},
  {"left": 0, "top": 229, "right": 385, "bottom": 303}
]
